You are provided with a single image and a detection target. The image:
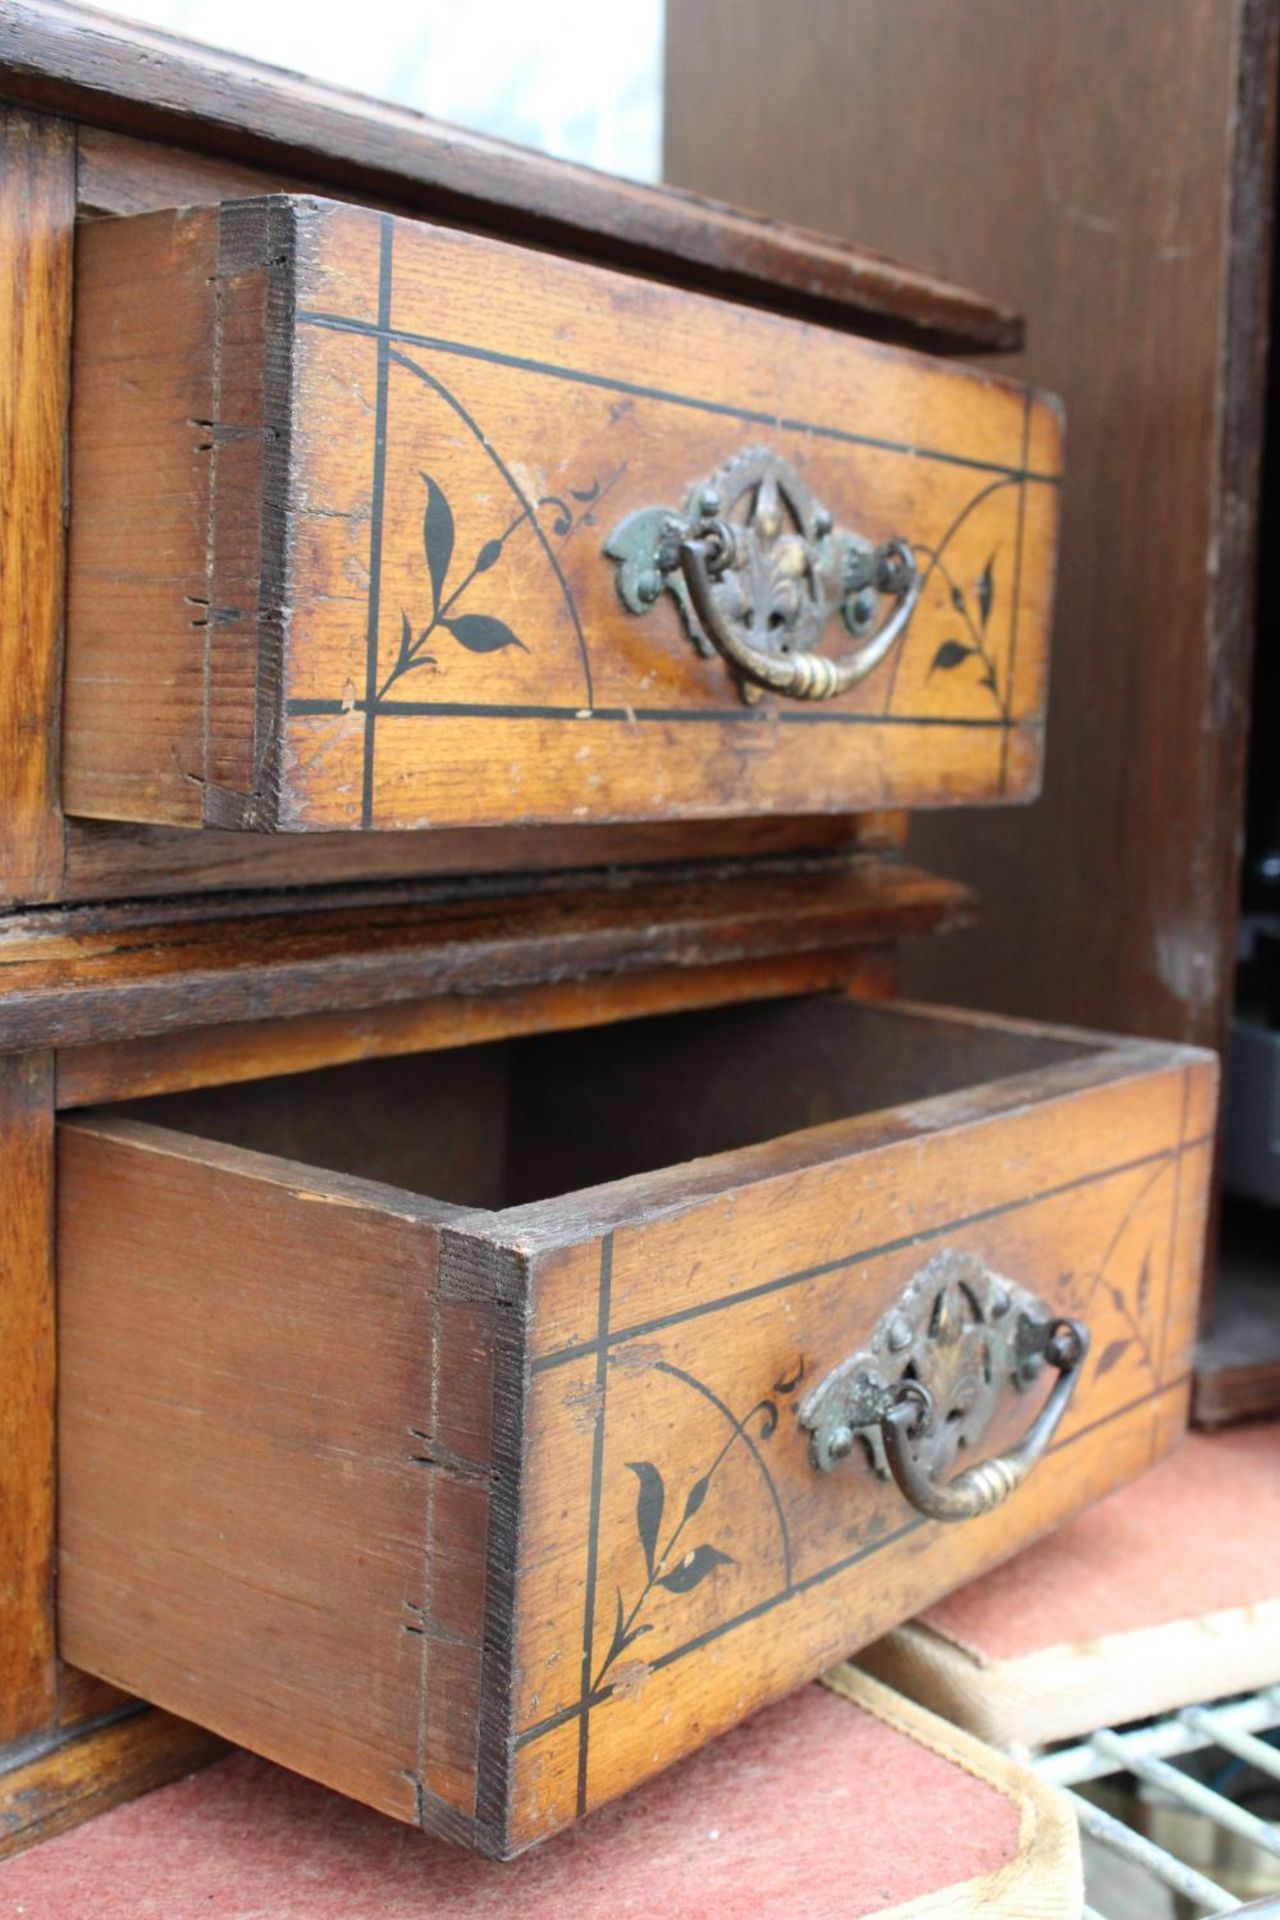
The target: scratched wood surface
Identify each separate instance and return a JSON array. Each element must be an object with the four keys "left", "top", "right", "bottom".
[
  {"left": 0, "top": 857, "right": 967, "bottom": 1051},
  {"left": 0, "top": 1709, "right": 224, "bottom": 1861},
  {"left": 64, "top": 194, "right": 1062, "bottom": 834},
  {"left": 57, "top": 998, "right": 1214, "bottom": 1855}
]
